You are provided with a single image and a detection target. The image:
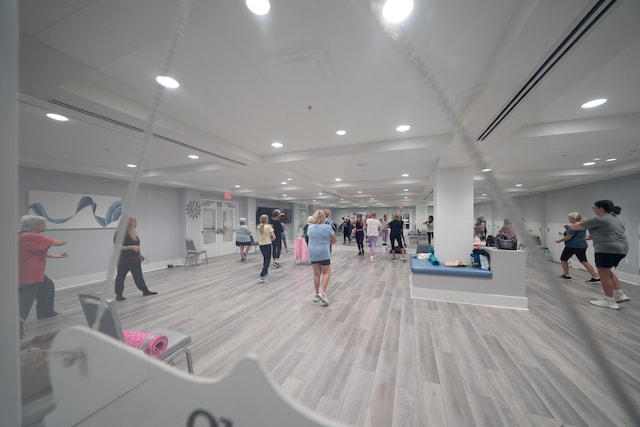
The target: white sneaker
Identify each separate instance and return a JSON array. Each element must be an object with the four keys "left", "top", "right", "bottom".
[
  {"left": 258, "top": 276, "right": 268, "bottom": 283},
  {"left": 369, "top": 256, "right": 375, "bottom": 263},
  {"left": 313, "top": 294, "right": 320, "bottom": 302},
  {"left": 590, "top": 298, "right": 620, "bottom": 310},
  {"left": 318, "top": 292, "right": 330, "bottom": 306},
  {"left": 614, "top": 292, "right": 630, "bottom": 303}
]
